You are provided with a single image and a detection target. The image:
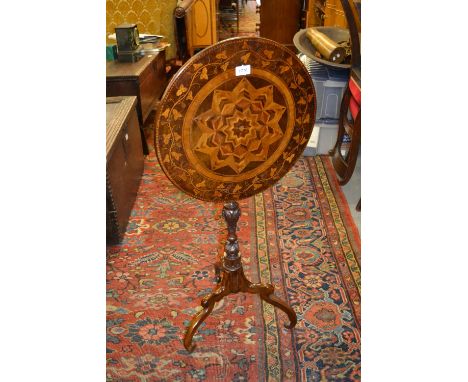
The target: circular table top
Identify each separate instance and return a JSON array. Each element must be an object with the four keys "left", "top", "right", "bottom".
[{"left": 155, "top": 37, "right": 316, "bottom": 202}]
